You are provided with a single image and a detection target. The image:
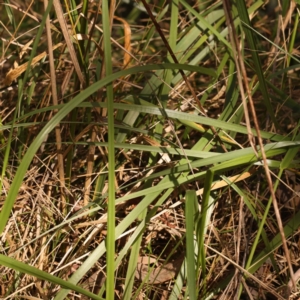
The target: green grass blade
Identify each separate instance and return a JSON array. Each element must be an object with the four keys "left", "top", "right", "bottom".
[
  {"left": 185, "top": 190, "right": 197, "bottom": 299},
  {"left": 179, "top": 0, "right": 232, "bottom": 50},
  {"left": 235, "top": 0, "right": 278, "bottom": 128},
  {"left": 0, "top": 63, "right": 215, "bottom": 235},
  {"left": 53, "top": 144, "right": 296, "bottom": 299},
  {"left": 197, "top": 169, "right": 214, "bottom": 296},
  {"left": 102, "top": 1, "right": 116, "bottom": 298},
  {"left": 249, "top": 208, "right": 300, "bottom": 274},
  {"left": 280, "top": 131, "right": 300, "bottom": 170},
  {"left": 123, "top": 210, "right": 147, "bottom": 300},
  {"left": 0, "top": 255, "right": 104, "bottom": 300}
]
